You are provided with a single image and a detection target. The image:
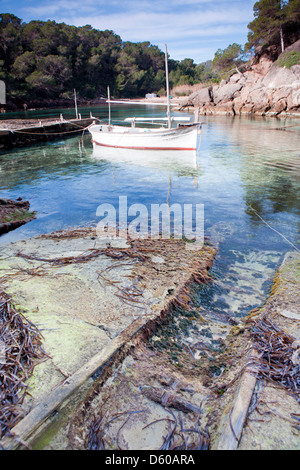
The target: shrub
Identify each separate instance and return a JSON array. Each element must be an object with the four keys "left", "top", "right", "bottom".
[{"left": 275, "top": 51, "right": 300, "bottom": 69}]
